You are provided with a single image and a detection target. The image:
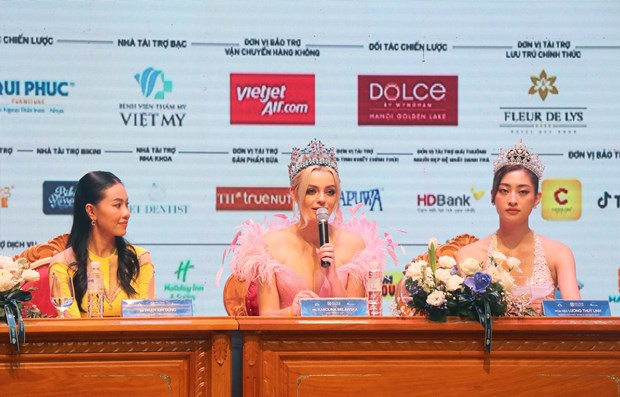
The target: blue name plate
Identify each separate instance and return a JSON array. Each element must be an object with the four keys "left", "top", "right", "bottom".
[
  {"left": 122, "top": 299, "right": 193, "bottom": 317},
  {"left": 542, "top": 300, "right": 611, "bottom": 316},
  {"left": 300, "top": 298, "right": 368, "bottom": 316}
]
